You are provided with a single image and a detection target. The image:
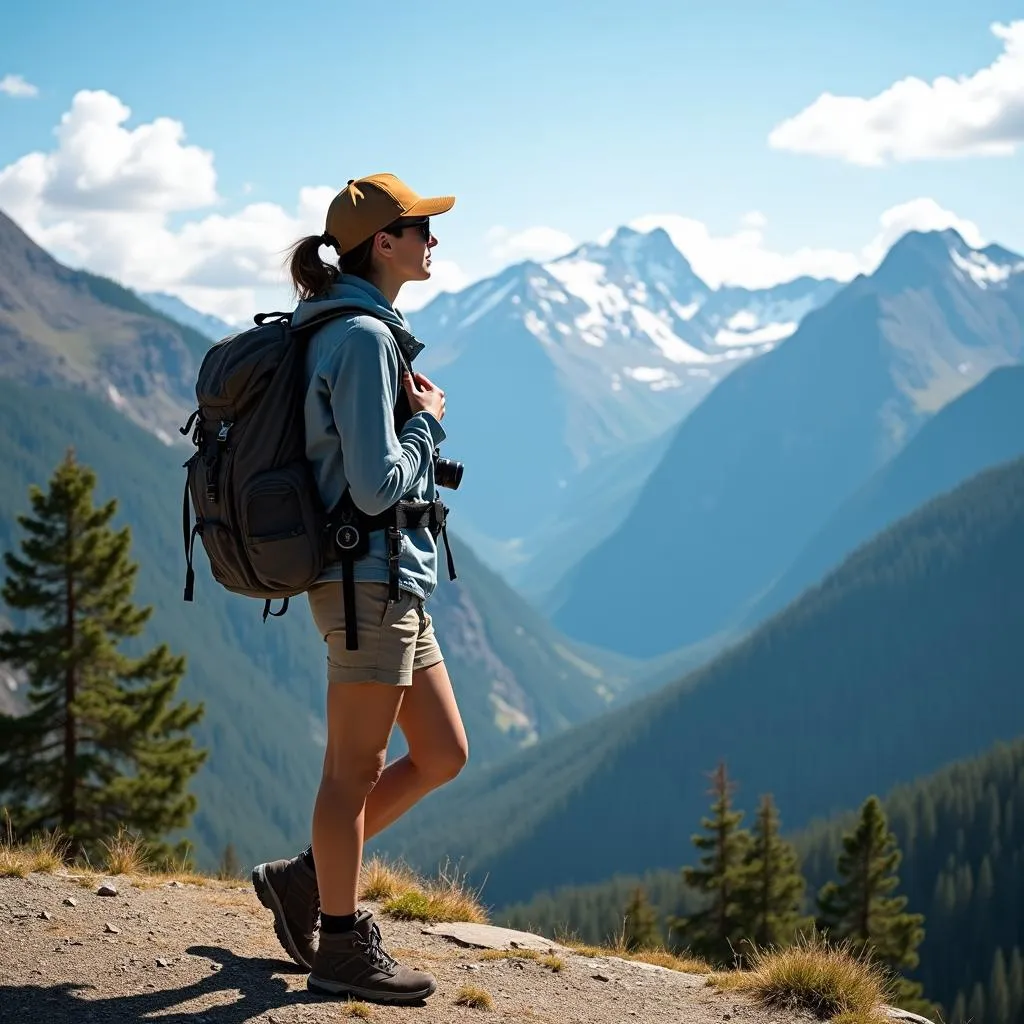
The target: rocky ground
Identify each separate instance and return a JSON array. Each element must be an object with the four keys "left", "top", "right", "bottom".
[{"left": 0, "top": 871, "right": 829, "bottom": 1024}]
